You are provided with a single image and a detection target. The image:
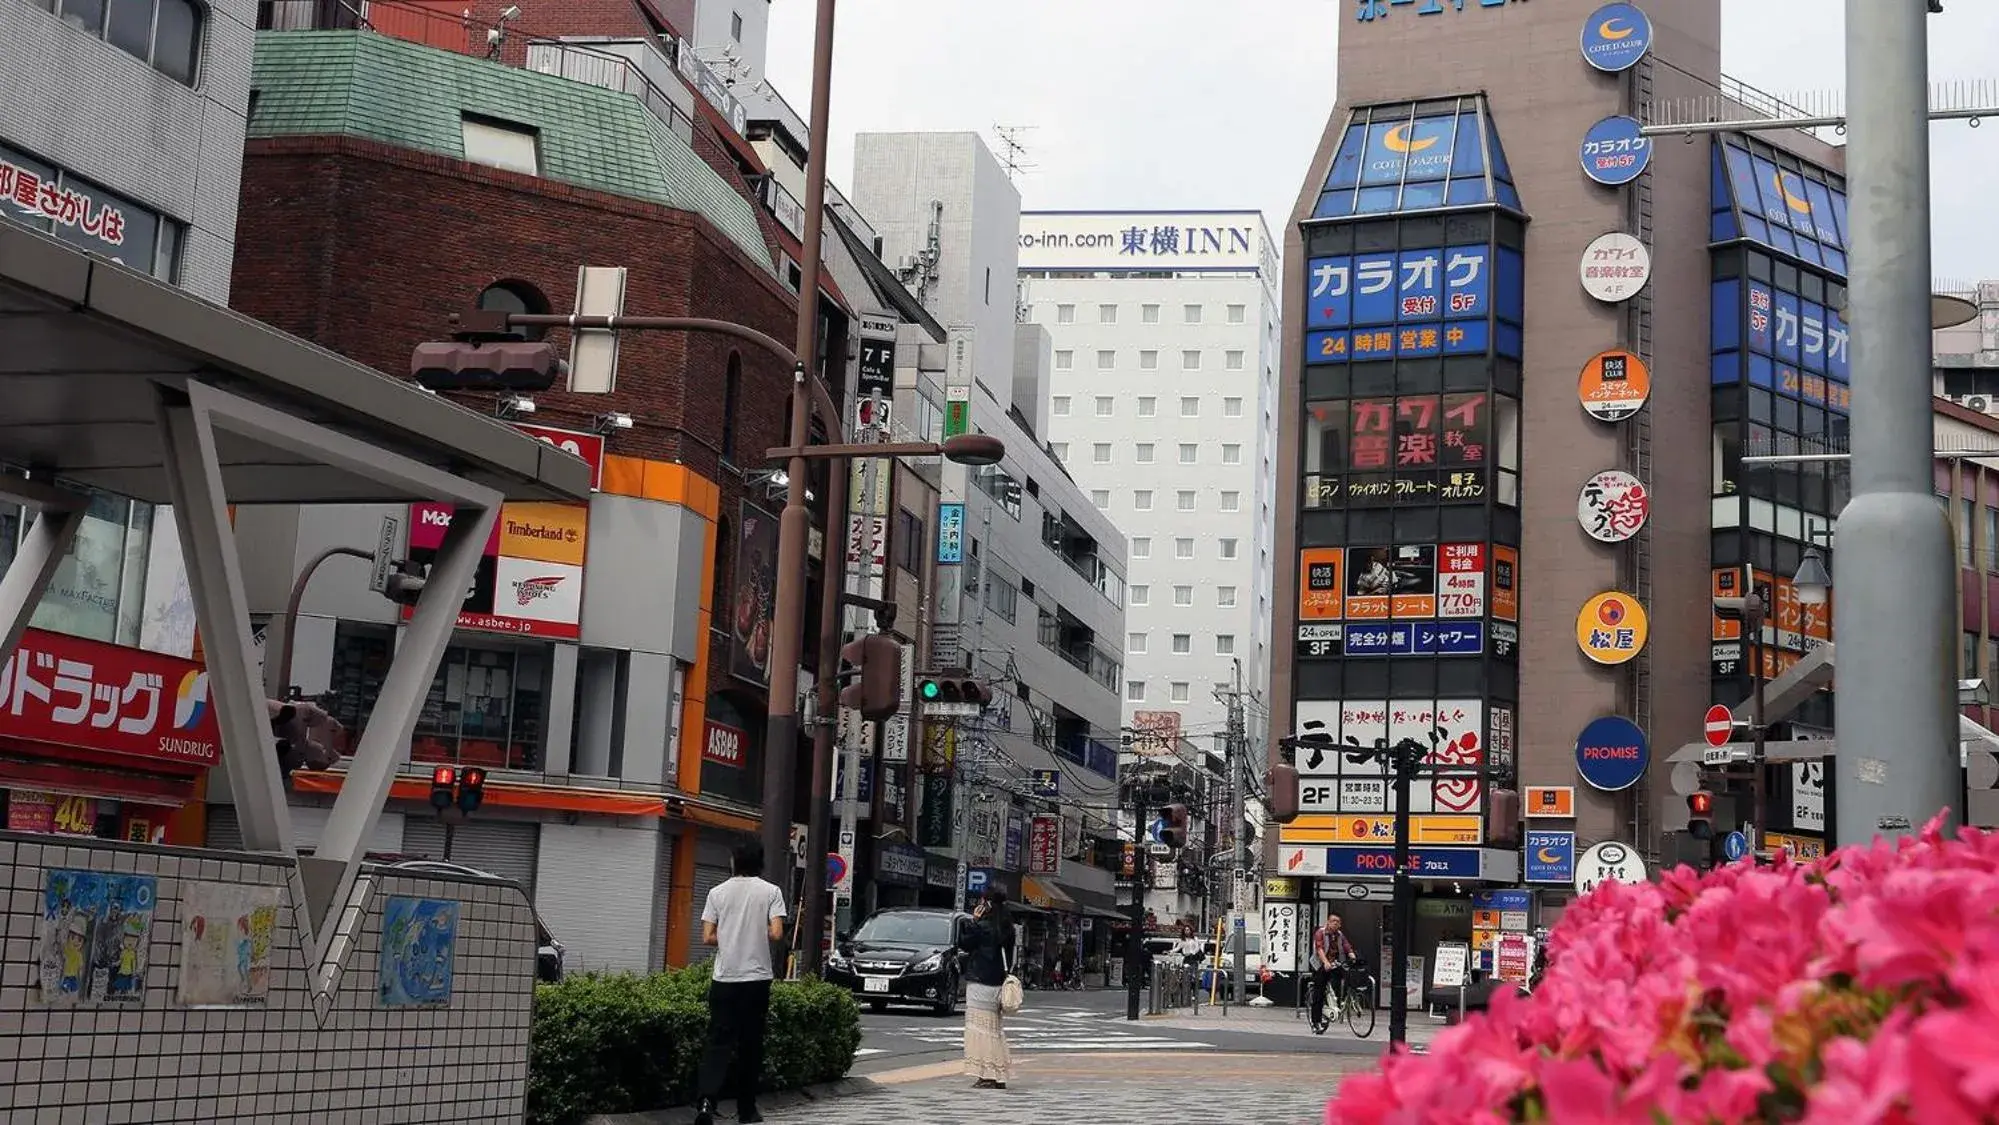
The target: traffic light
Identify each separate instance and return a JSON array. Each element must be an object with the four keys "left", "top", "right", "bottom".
[
  {"left": 382, "top": 560, "right": 428, "bottom": 607},
  {"left": 1266, "top": 763, "right": 1301, "bottom": 825},
  {"left": 1160, "top": 803, "right": 1189, "bottom": 850},
  {"left": 839, "top": 634, "right": 905, "bottom": 721},
  {"left": 430, "top": 765, "right": 458, "bottom": 810},
  {"left": 916, "top": 673, "right": 993, "bottom": 710},
  {"left": 1687, "top": 790, "right": 1716, "bottom": 840},
  {"left": 410, "top": 340, "right": 561, "bottom": 392},
  {"left": 458, "top": 766, "right": 487, "bottom": 814},
  {"left": 269, "top": 698, "right": 343, "bottom": 780}
]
